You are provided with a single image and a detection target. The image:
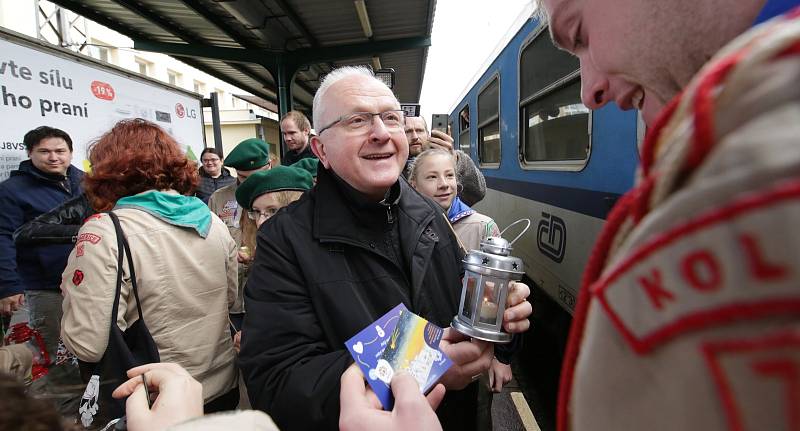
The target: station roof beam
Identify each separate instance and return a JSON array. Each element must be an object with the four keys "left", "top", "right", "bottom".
[{"left": 48, "top": 0, "right": 435, "bottom": 117}]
